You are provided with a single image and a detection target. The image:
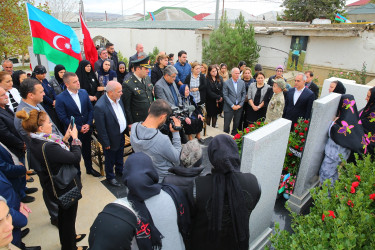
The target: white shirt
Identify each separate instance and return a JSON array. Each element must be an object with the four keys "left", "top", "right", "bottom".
[
  {"left": 6, "top": 88, "right": 21, "bottom": 112},
  {"left": 106, "top": 94, "right": 127, "bottom": 133},
  {"left": 68, "top": 89, "right": 81, "bottom": 113},
  {"left": 293, "top": 87, "right": 305, "bottom": 105}
]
